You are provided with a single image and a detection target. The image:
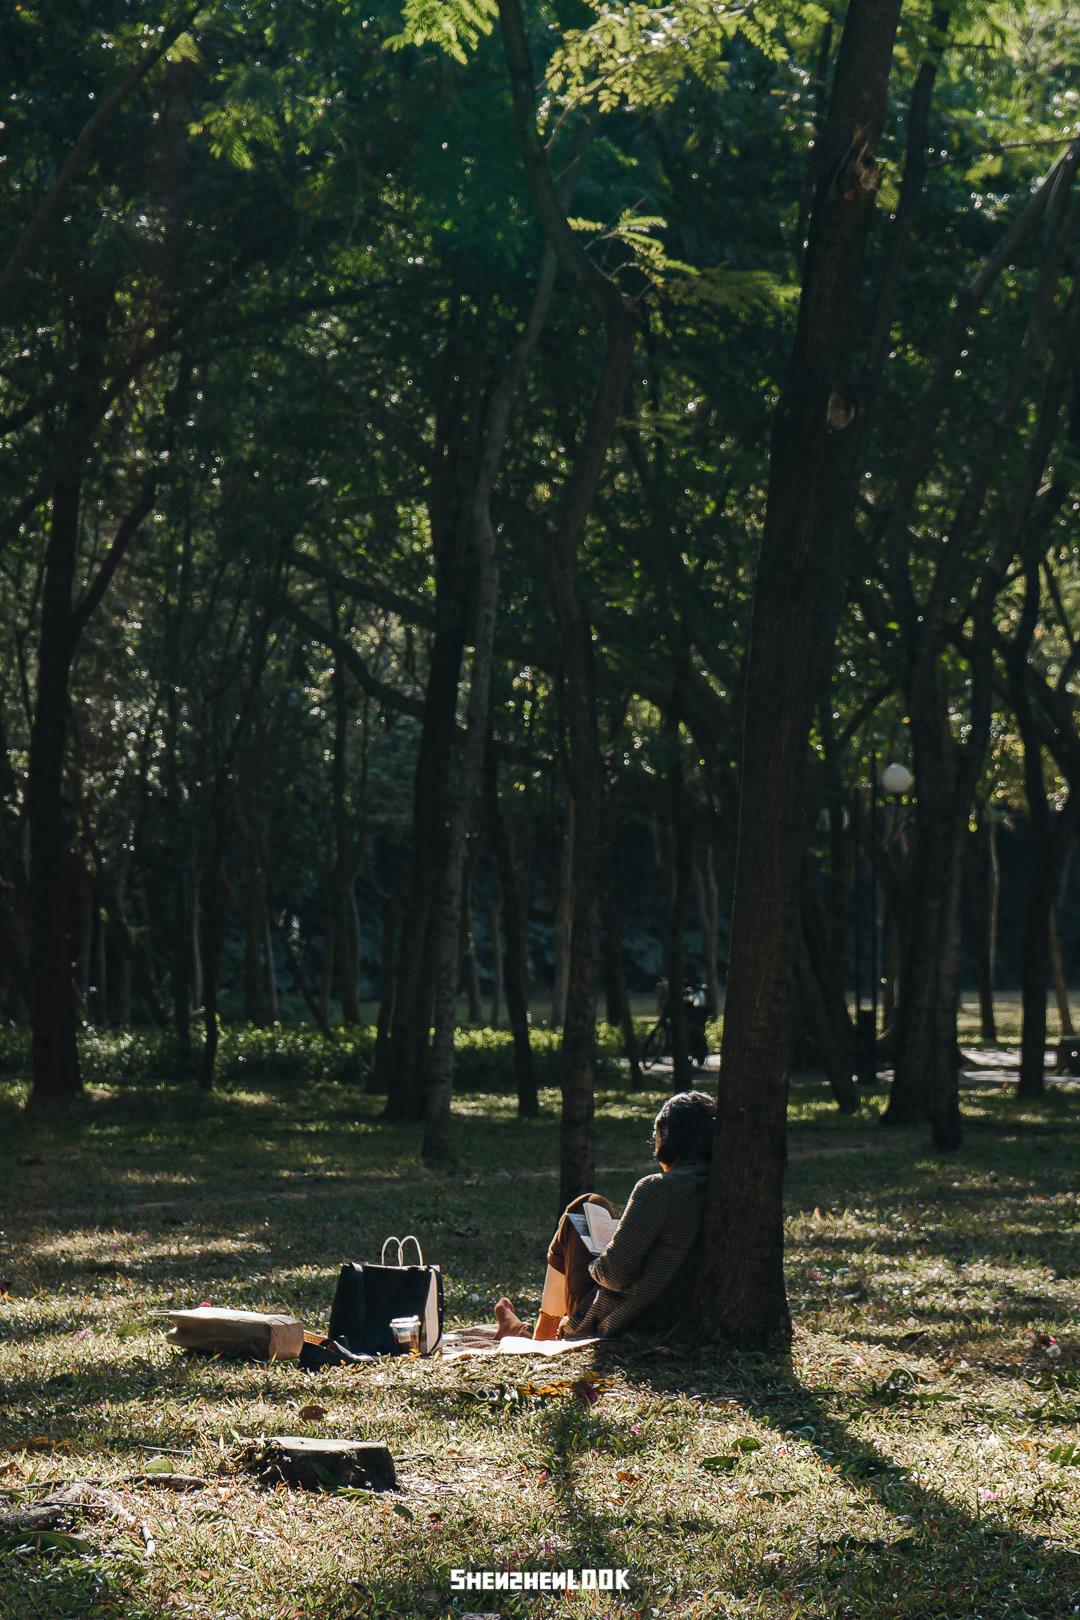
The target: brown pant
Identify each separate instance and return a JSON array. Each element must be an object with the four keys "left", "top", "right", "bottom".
[{"left": 545, "top": 1192, "right": 616, "bottom": 1327}]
